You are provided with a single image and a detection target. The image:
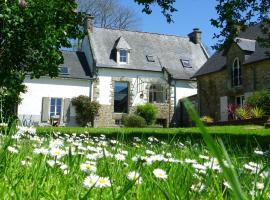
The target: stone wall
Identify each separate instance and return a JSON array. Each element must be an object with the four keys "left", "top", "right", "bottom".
[{"left": 197, "top": 59, "right": 270, "bottom": 122}]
